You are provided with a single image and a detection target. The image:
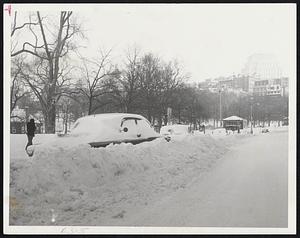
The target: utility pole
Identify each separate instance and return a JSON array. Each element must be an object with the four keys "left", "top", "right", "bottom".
[
  {"left": 250, "top": 96, "right": 254, "bottom": 134},
  {"left": 219, "top": 87, "right": 222, "bottom": 127}
]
